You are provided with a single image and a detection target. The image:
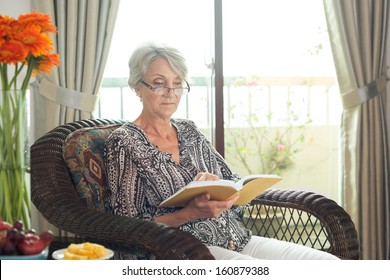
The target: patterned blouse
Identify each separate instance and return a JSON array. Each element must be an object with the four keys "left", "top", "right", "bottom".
[{"left": 104, "top": 118, "right": 252, "bottom": 259}]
